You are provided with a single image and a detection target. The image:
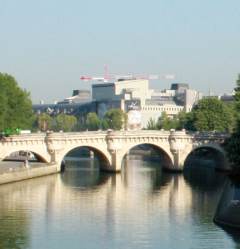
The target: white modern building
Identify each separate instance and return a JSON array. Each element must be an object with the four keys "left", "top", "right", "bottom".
[{"left": 92, "top": 79, "right": 202, "bottom": 129}]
